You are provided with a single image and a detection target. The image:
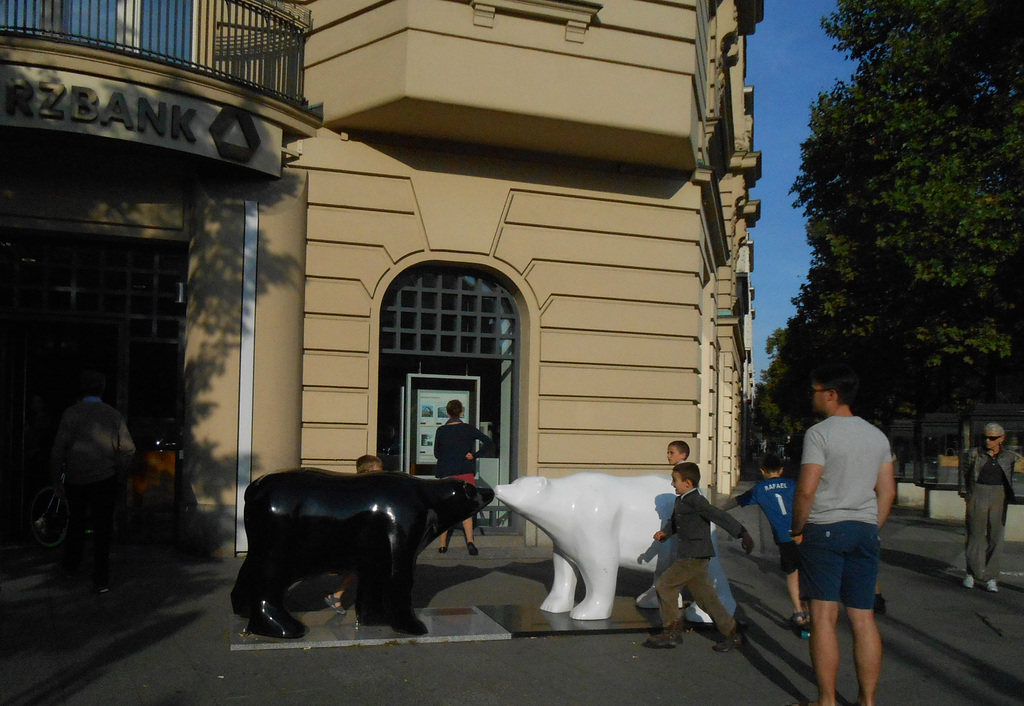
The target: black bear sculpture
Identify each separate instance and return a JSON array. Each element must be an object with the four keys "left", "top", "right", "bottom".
[{"left": 231, "top": 468, "right": 494, "bottom": 638}]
